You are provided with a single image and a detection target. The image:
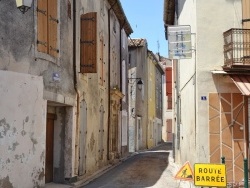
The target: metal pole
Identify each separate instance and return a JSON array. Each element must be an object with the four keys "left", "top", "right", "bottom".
[
  {"left": 221, "top": 156, "right": 225, "bottom": 164},
  {"left": 221, "top": 156, "right": 226, "bottom": 188},
  {"left": 244, "top": 158, "right": 248, "bottom": 188}
]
